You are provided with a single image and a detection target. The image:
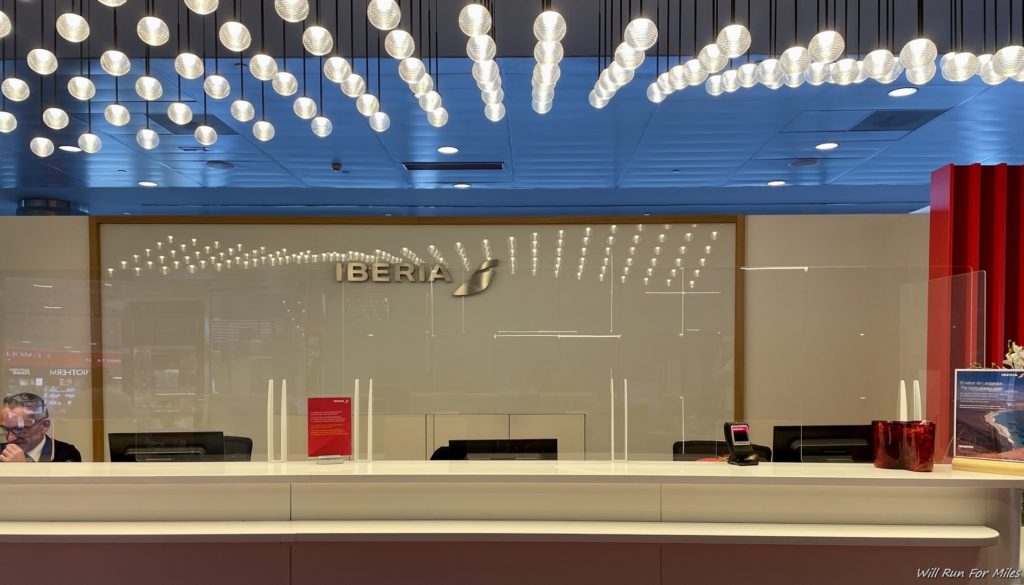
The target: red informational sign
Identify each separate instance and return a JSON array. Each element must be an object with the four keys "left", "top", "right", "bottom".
[{"left": 307, "top": 397, "right": 352, "bottom": 458}]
